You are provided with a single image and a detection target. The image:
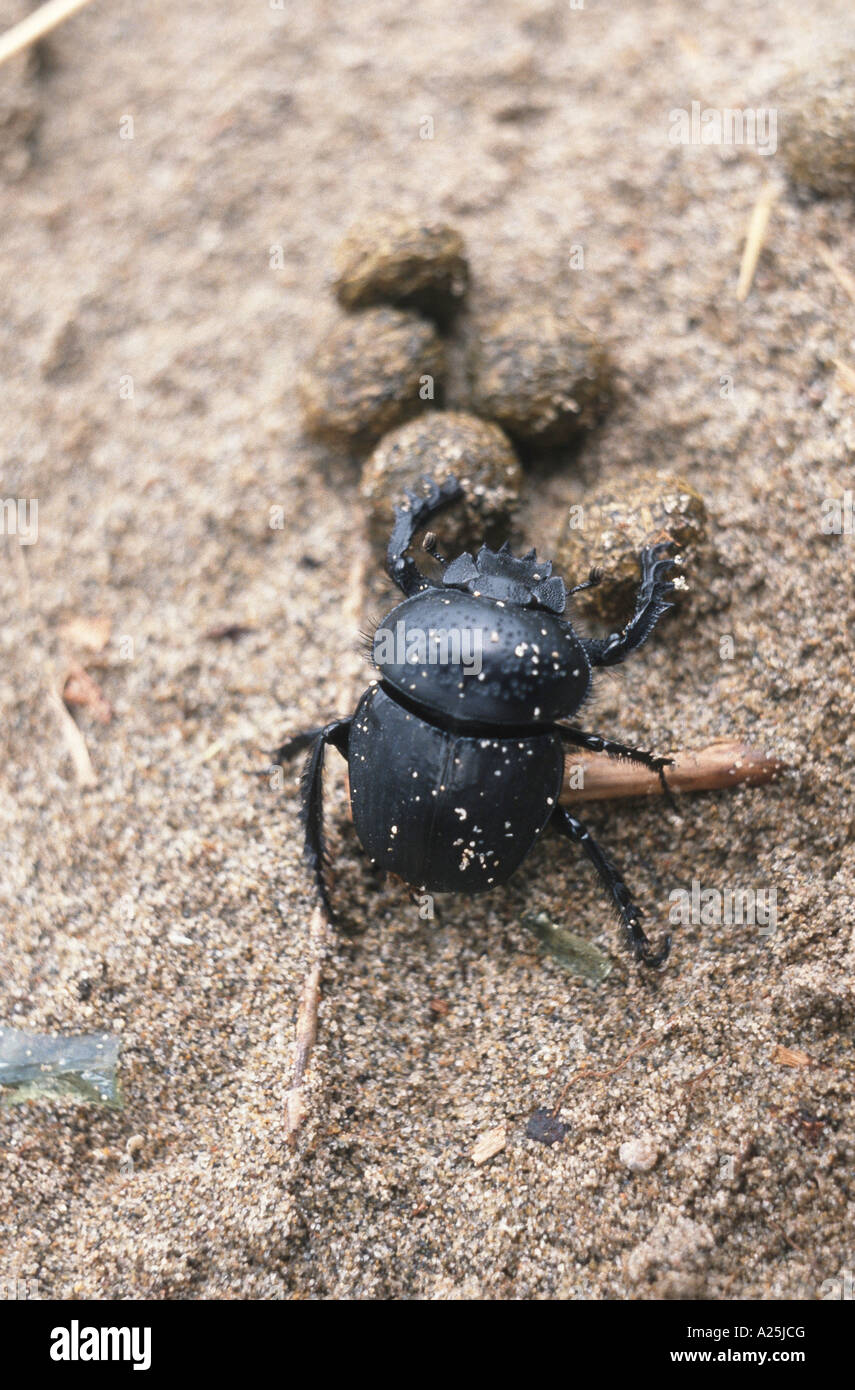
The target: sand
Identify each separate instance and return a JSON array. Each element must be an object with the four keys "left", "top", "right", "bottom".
[{"left": 1, "top": 0, "right": 853, "bottom": 1300}]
